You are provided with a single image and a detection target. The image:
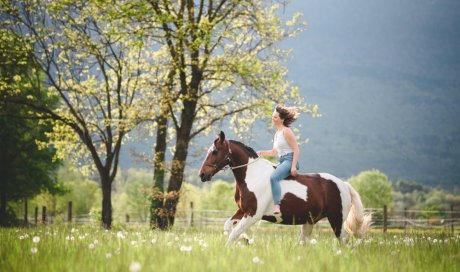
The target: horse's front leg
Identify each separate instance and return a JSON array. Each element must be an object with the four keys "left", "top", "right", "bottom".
[
  {"left": 224, "top": 209, "right": 244, "bottom": 233},
  {"left": 226, "top": 214, "right": 260, "bottom": 245}
]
